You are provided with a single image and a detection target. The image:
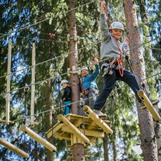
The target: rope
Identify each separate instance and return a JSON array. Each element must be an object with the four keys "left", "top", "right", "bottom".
[
  {"left": 0, "top": 32, "right": 160, "bottom": 80},
  {"left": 0, "top": 45, "right": 161, "bottom": 97},
  {"left": 0, "top": 72, "right": 160, "bottom": 128},
  {"left": 115, "top": 38, "right": 124, "bottom": 77}
]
